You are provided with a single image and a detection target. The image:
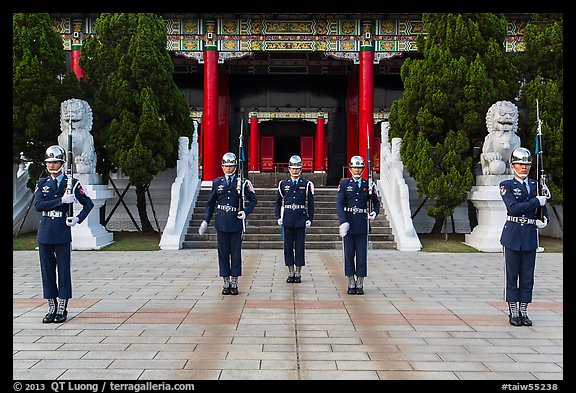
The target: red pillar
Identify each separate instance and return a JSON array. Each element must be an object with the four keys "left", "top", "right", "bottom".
[
  {"left": 203, "top": 46, "right": 218, "bottom": 181},
  {"left": 71, "top": 44, "right": 85, "bottom": 80},
  {"left": 314, "top": 115, "right": 326, "bottom": 172},
  {"left": 358, "top": 44, "right": 374, "bottom": 179},
  {"left": 249, "top": 115, "right": 260, "bottom": 172},
  {"left": 218, "top": 71, "right": 229, "bottom": 162},
  {"left": 347, "top": 74, "right": 359, "bottom": 167}
]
